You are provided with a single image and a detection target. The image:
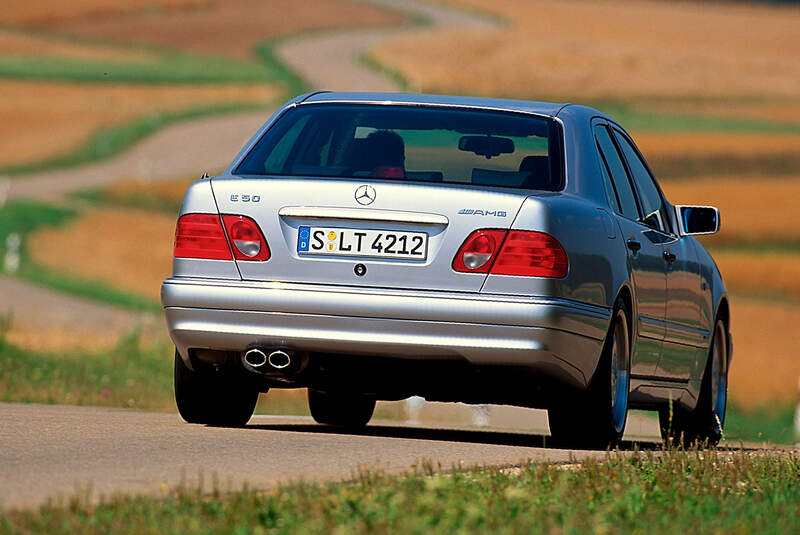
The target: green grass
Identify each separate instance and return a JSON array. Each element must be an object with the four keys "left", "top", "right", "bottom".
[
  {"left": 0, "top": 331, "right": 174, "bottom": 411},
  {"left": 2, "top": 451, "right": 798, "bottom": 533},
  {"left": 0, "top": 200, "right": 161, "bottom": 312},
  {"left": 0, "top": 53, "right": 277, "bottom": 85},
  {"left": 725, "top": 403, "right": 798, "bottom": 446},
  {"left": 71, "top": 187, "right": 185, "bottom": 216}
]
